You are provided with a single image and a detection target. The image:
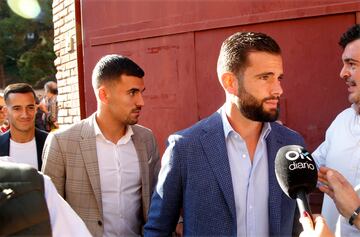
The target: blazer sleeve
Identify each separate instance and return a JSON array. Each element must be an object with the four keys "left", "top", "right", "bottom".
[
  {"left": 144, "top": 136, "right": 183, "bottom": 237},
  {"left": 150, "top": 134, "right": 161, "bottom": 193},
  {"left": 41, "top": 132, "right": 66, "bottom": 197}
]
